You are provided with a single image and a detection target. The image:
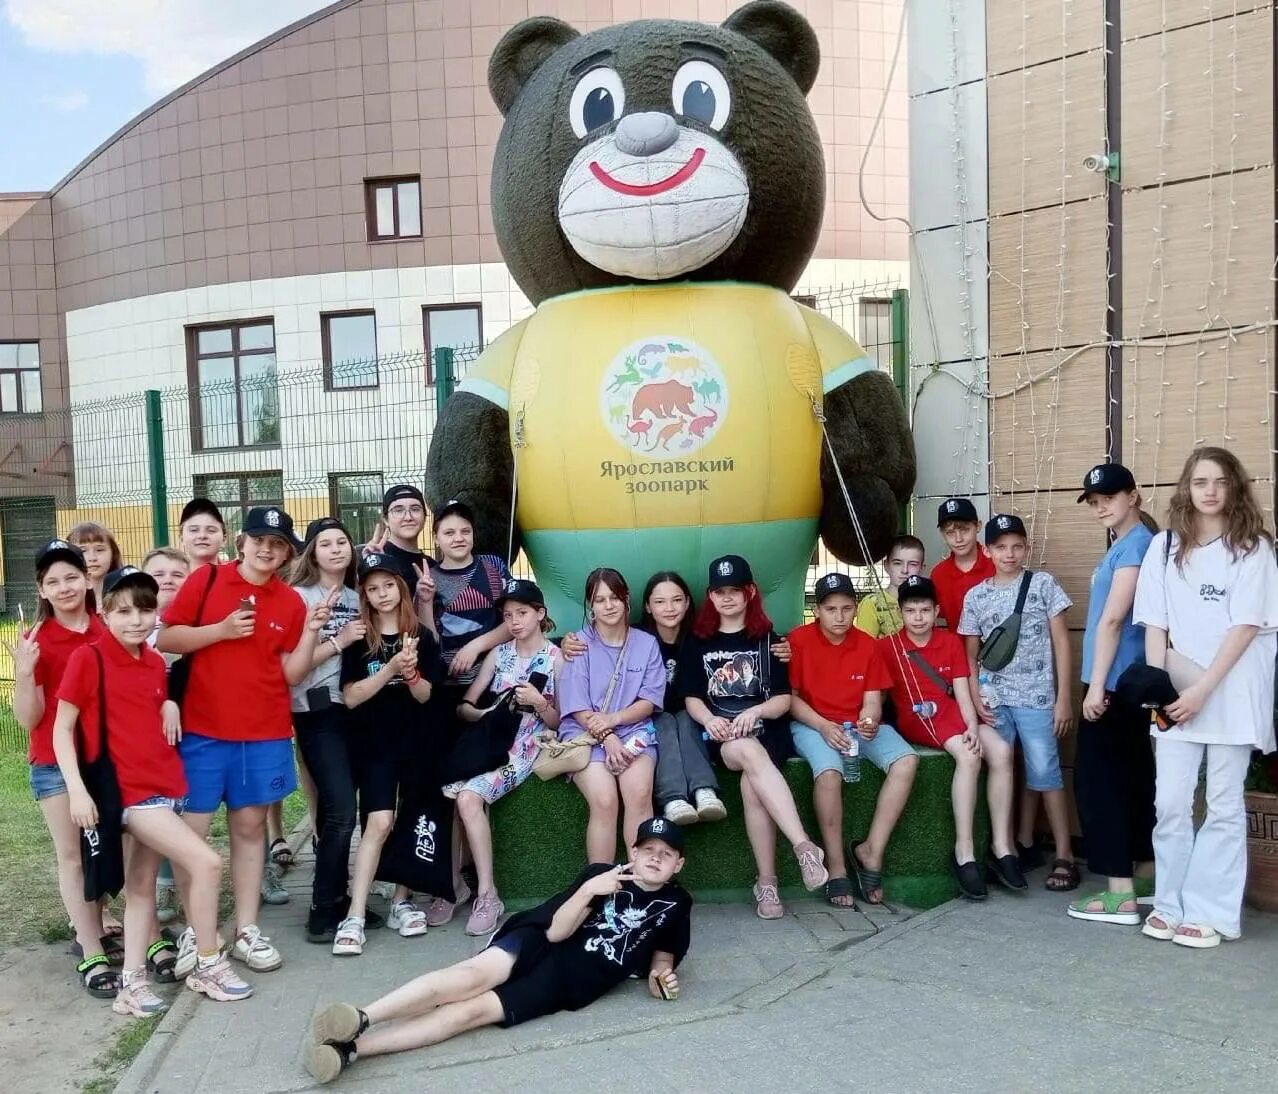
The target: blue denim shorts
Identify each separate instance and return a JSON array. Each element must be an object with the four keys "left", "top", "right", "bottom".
[
  {"left": 790, "top": 720, "right": 915, "bottom": 778},
  {"left": 179, "top": 732, "right": 297, "bottom": 813},
  {"left": 993, "top": 705, "right": 1063, "bottom": 791},
  {"left": 122, "top": 795, "right": 188, "bottom": 825},
  {"left": 29, "top": 762, "right": 67, "bottom": 802}
]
